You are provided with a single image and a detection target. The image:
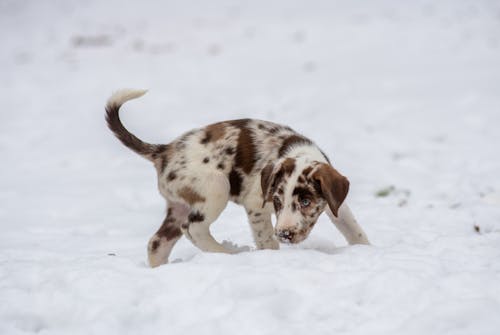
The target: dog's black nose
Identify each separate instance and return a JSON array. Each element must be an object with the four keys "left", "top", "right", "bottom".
[{"left": 277, "top": 229, "right": 294, "bottom": 242}]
